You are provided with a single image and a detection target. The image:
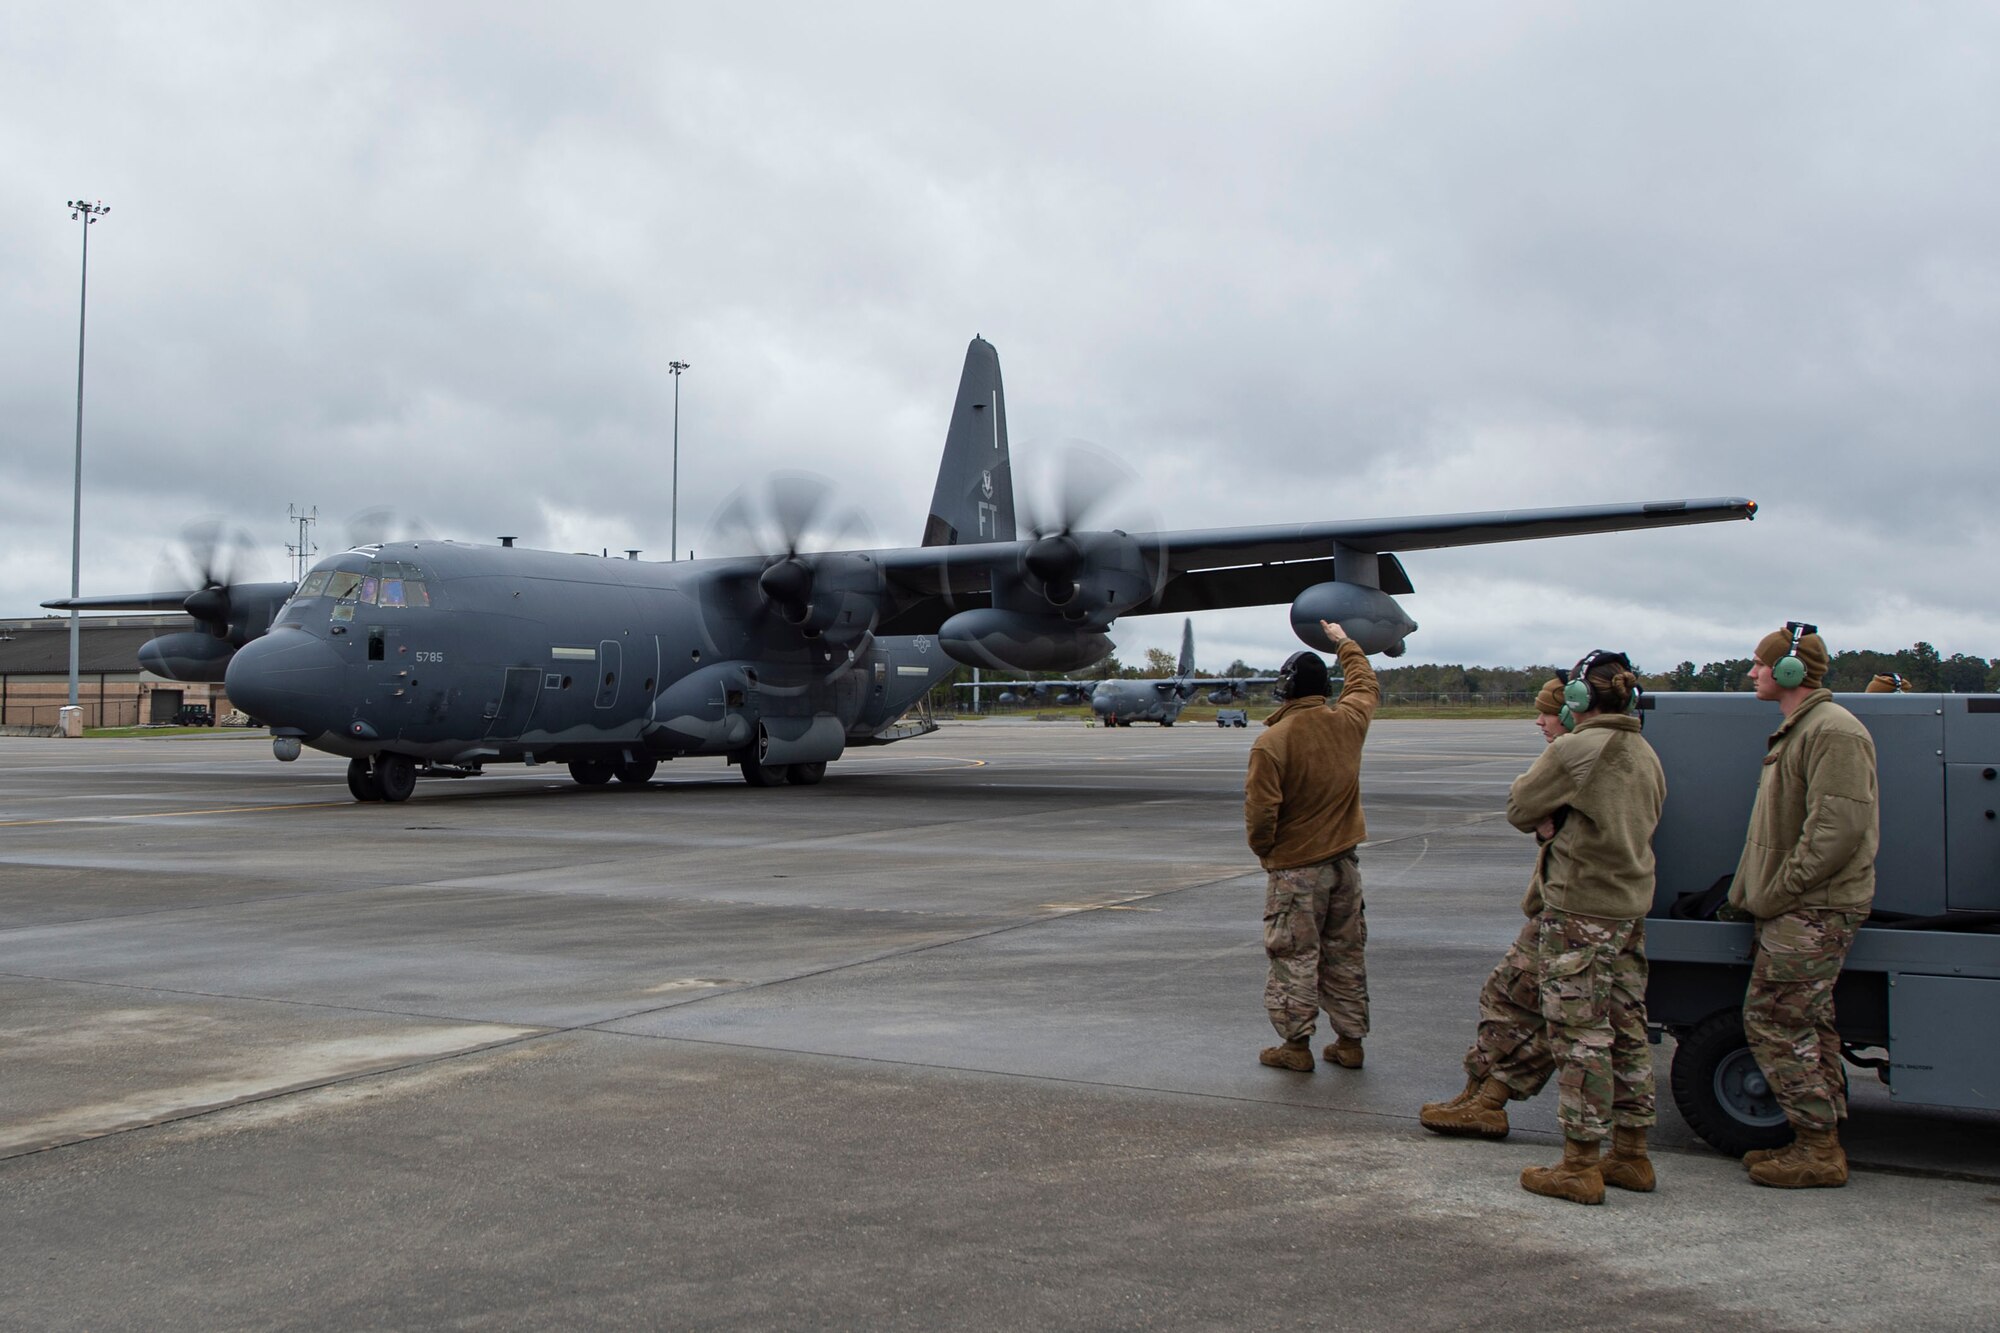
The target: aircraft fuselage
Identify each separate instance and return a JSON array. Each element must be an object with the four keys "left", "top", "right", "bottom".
[
  {"left": 224, "top": 541, "right": 951, "bottom": 770},
  {"left": 1089, "top": 680, "right": 1186, "bottom": 726}
]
